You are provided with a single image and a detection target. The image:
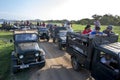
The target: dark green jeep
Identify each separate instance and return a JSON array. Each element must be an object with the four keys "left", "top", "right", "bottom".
[
  {"left": 57, "top": 30, "right": 67, "bottom": 50},
  {"left": 66, "top": 32, "right": 120, "bottom": 80},
  {"left": 11, "top": 30, "right": 45, "bottom": 73}
]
